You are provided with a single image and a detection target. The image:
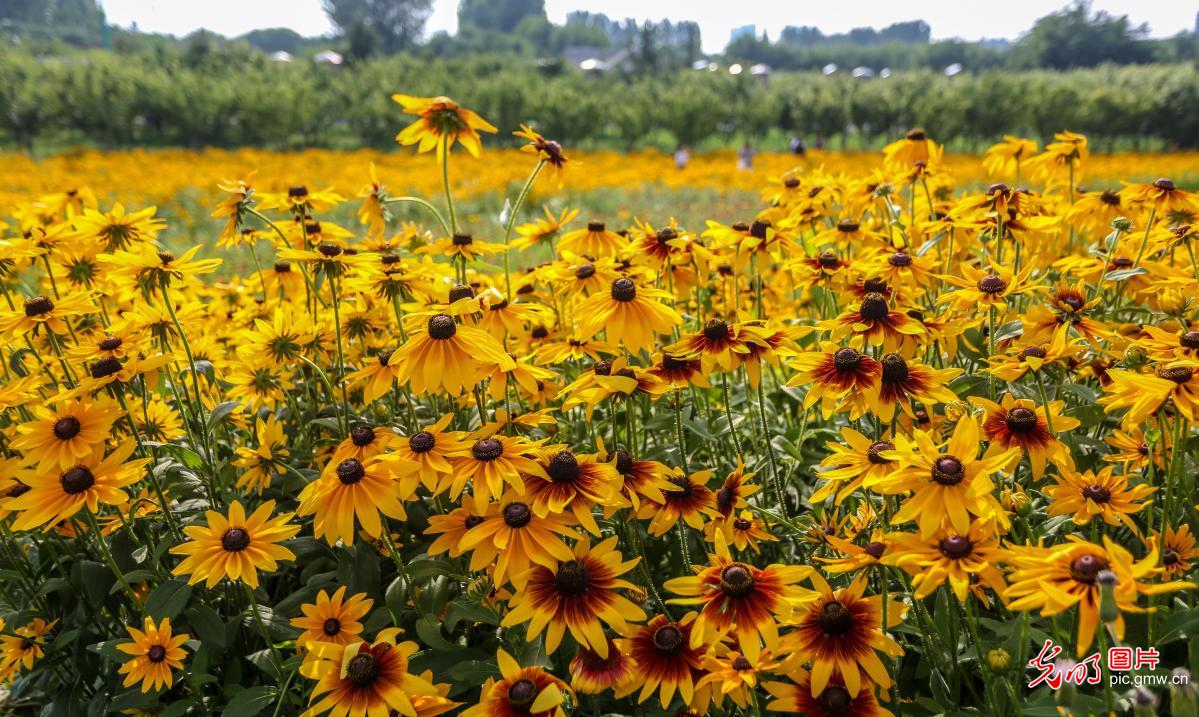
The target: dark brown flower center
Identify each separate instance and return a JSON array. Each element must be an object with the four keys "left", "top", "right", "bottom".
[
  {"left": 1154, "top": 178, "right": 1176, "bottom": 191},
  {"left": 905, "top": 128, "right": 926, "bottom": 140},
  {"left": 575, "top": 263, "right": 596, "bottom": 279},
  {"left": 859, "top": 292, "right": 889, "bottom": 322},
  {"left": 716, "top": 485, "right": 734, "bottom": 514},
  {"left": 503, "top": 502, "right": 532, "bottom": 528},
  {"left": 880, "top": 353, "right": 909, "bottom": 383},
  {"left": 1164, "top": 549, "right": 1179, "bottom": 566},
  {"left": 977, "top": 275, "right": 1008, "bottom": 294},
  {"left": 720, "top": 564, "right": 755, "bottom": 597},
  {"left": 1180, "top": 331, "right": 1199, "bottom": 349},
  {"left": 507, "top": 678, "right": 537, "bottom": 710},
  {"left": 1020, "top": 346, "right": 1047, "bottom": 360},
  {"left": 1155, "top": 366, "right": 1194, "bottom": 384},
  {"left": 784, "top": 177, "right": 801, "bottom": 189},
  {"left": 889, "top": 252, "right": 912, "bottom": 267},
  {"left": 288, "top": 185, "right": 308, "bottom": 198},
  {"left": 547, "top": 451, "right": 580, "bottom": 483},
  {"left": 819, "top": 251, "right": 840, "bottom": 268},
  {"left": 60, "top": 466, "right": 95, "bottom": 495},
  {"left": 833, "top": 348, "right": 862, "bottom": 372},
  {"left": 23, "top": 295, "right": 54, "bottom": 317},
  {"left": 221, "top": 528, "right": 250, "bottom": 552},
  {"left": 932, "top": 456, "right": 965, "bottom": 485},
  {"left": 652, "top": 624, "right": 684, "bottom": 654},
  {"left": 274, "top": 262, "right": 292, "bottom": 272},
  {"left": 346, "top": 653, "right": 380, "bottom": 687},
  {"left": 939, "top": 535, "right": 974, "bottom": 559},
  {"left": 452, "top": 234, "right": 473, "bottom": 246},
  {"left": 587, "top": 221, "right": 605, "bottom": 232},
  {"left": 464, "top": 515, "right": 484, "bottom": 529},
  {"left": 1099, "top": 190, "right": 1120, "bottom": 206},
  {"left": 750, "top": 220, "right": 770, "bottom": 239},
  {"left": 867, "top": 441, "right": 895, "bottom": 465},
  {"left": 819, "top": 600, "right": 854, "bottom": 635},
  {"left": 667, "top": 474, "right": 693, "bottom": 498},
  {"left": 864, "top": 541, "right": 886, "bottom": 559},
  {"left": 472, "top": 438, "right": 503, "bottom": 462},
  {"left": 554, "top": 559, "right": 590, "bottom": 595},
  {"left": 409, "top": 431, "right": 435, "bottom": 453},
  {"left": 1070, "top": 554, "right": 1109, "bottom": 583},
  {"left": 323, "top": 618, "right": 341, "bottom": 636},
  {"left": 146, "top": 645, "right": 166, "bottom": 663},
  {"left": 610, "top": 278, "right": 637, "bottom": 302},
  {"left": 53, "top": 416, "right": 82, "bottom": 440},
  {"left": 732, "top": 656, "right": 752, "bottom": 670},
  {"left": 613, "top": 449, "right": 633, "bottom": 475},
  {"left": 703, "top": 318, "right": 730, "bottom": 341},
  {"left": 336, "top": 459, "right": 365, "bottom": 485},
  {"left": 316, "top": 242, "right": 342, "bottom": 258},
  {"left": 1061, "top": 294, "right": 1085, "bottom": 312},
  {"left": 733, "top": 518, "right": 752, "bottom": 530},
  {"left": 427, "top": 314, "right": 456, "bottom": 340},
  {"left": 836, "top": 219, "right": 860, "bottom": 233},
  {"left": 448, "top": 284, "right": 474, "bottom": 303},
  {"left": 1005, "top": 407, "right": 1039, "bottom": 434},
  {"left": 1083, "top": 484, "right": 1111, "bottom": 503},
  {"left": 90, "top": 358, "right": 123, "bottom": 378},
  {"left": 98, "top": 337, "right": 123, "bottom": 351},
  {"left": 819, "top": 685, "right": 853, "bottom": 713},
  {"left": 350, "top": 426, "right": 376, "bottom": 447}
]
